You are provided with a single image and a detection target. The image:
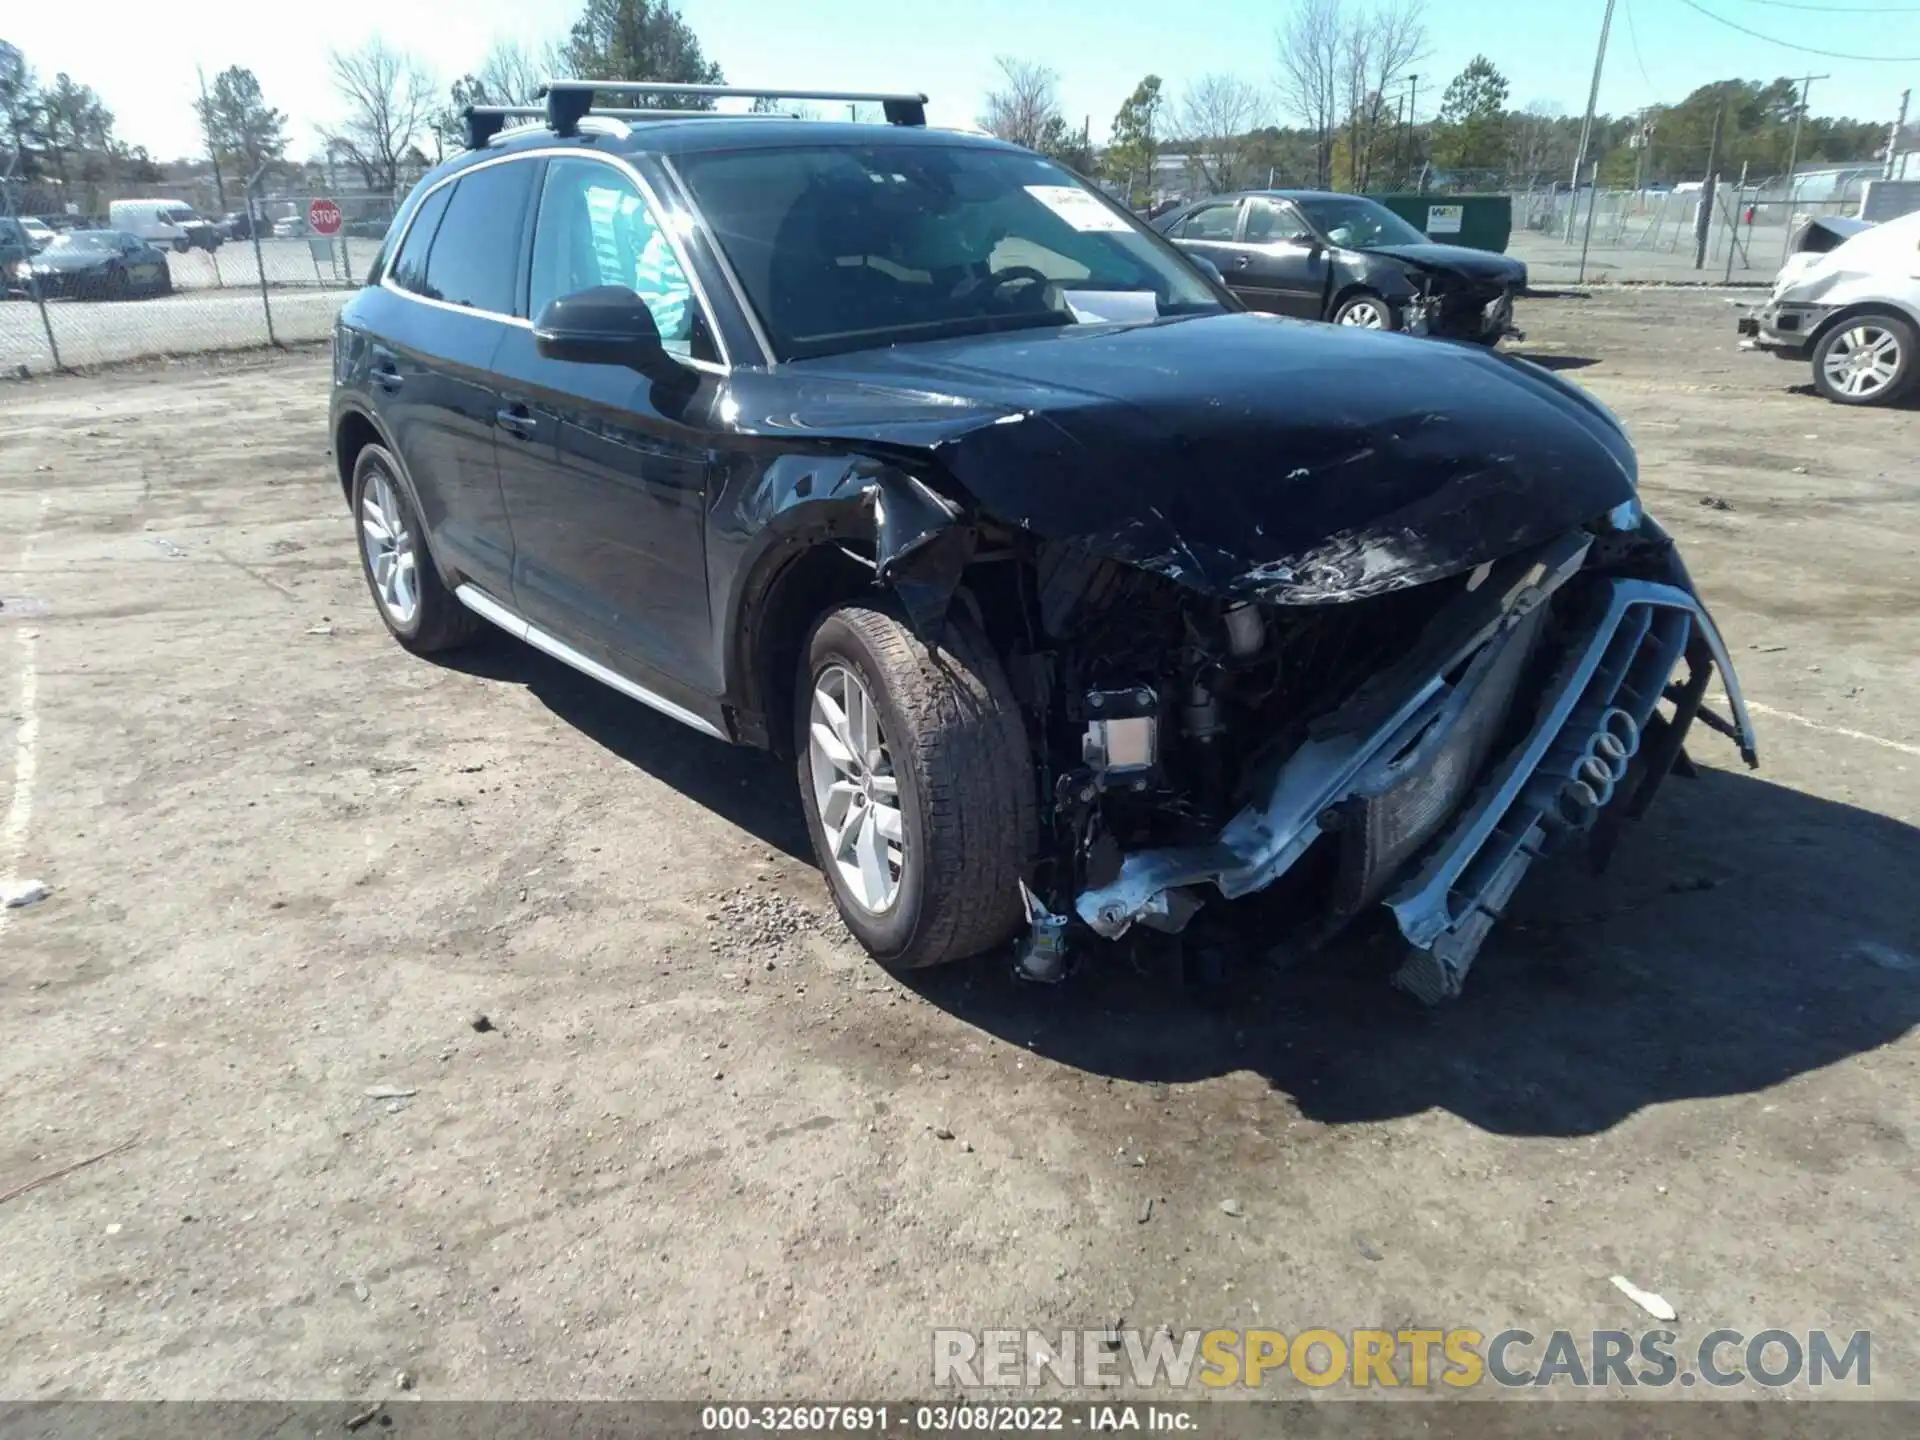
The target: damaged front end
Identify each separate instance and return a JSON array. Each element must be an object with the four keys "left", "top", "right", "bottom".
[{"left": 1011, "top": 513, "right": 1757, "bottom": 1001}]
